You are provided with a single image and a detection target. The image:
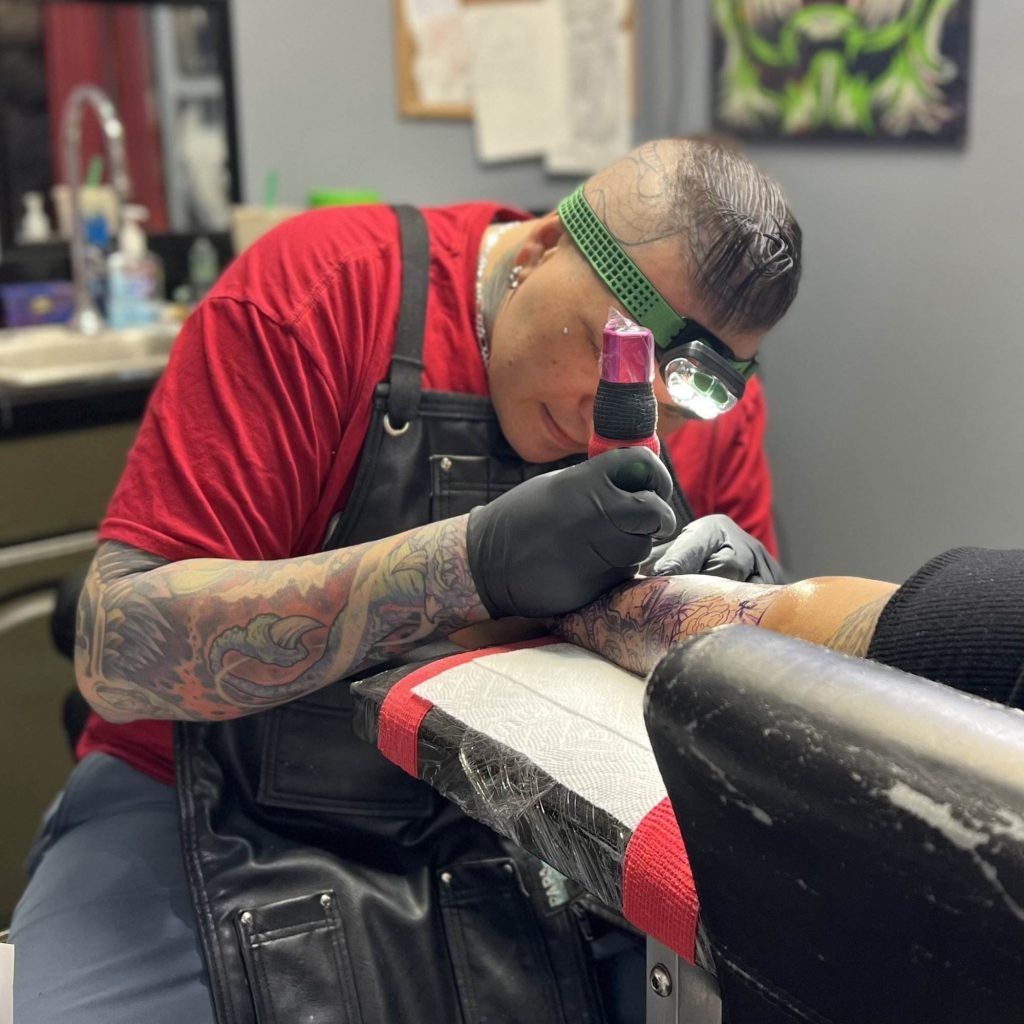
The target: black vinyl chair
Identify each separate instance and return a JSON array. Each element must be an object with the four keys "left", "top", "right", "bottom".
[
  {"left": 646, "top": 626, "right": 1024, "bottom": 1024},
  {"left": 50, "top": 566, "right": 90, "bottom": 755}
]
